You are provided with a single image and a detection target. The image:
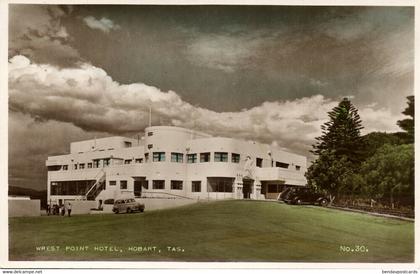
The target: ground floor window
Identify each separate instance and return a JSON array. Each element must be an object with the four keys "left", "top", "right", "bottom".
[
  {"left": 171, "top": 180, "right": 183, "bottom": 190},
  {"left": 267, "top": 183, "right": 286, "bottom": 193},
  {"left": 192, "top": 181, "right": 201, "bottom": 192},
  {"left": 120, "top": 180, "right": 127, "bottom": 189},
  {"left": 109, "top": 180, "right": 116, "bottom": 186},
  {"left": 153, "top": 180, "right": 165, "bottom": 189},
  {"left": 50, "top": 180, "right": 95, "bottom": 195},
  {"left": 207, "top": 177, "right": 234, "bottom": 192}
]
